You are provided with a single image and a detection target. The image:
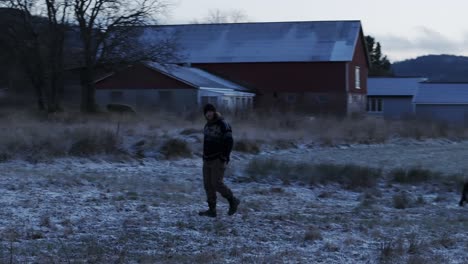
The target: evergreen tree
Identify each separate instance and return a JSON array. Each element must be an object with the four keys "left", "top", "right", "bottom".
[{"left": 365, "top": 35, "right": 393, "bottom": 76}]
